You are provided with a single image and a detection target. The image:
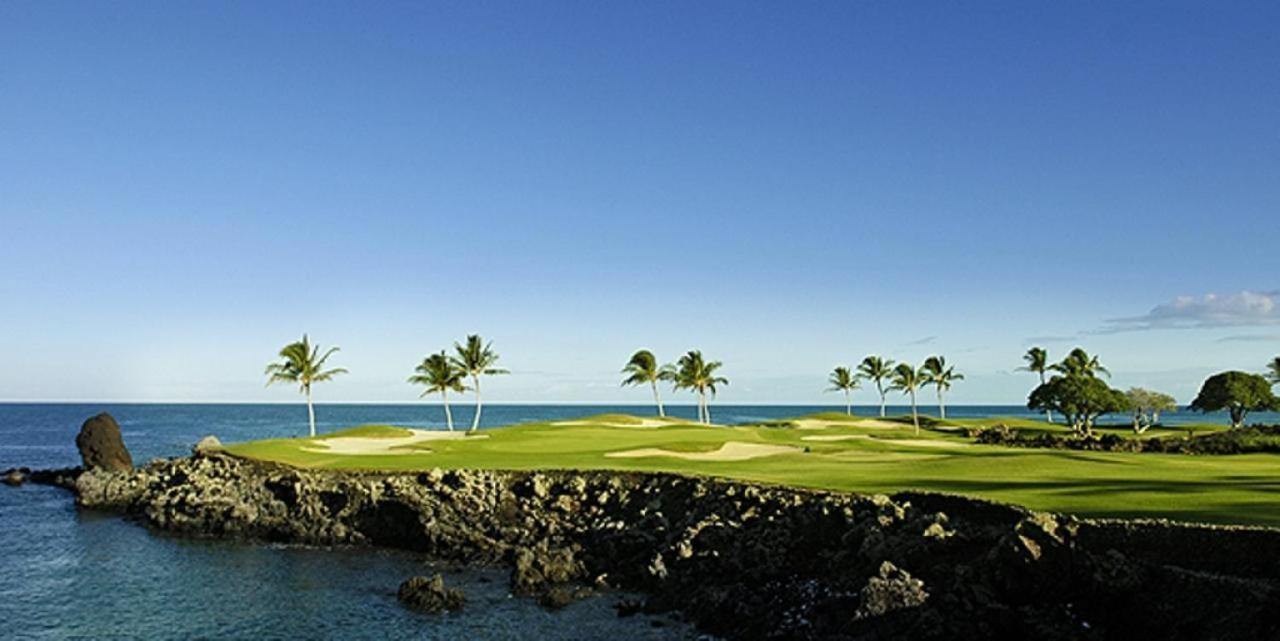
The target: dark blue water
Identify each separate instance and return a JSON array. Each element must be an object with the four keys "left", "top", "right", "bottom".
[{"left": 1, "top": 402, "right": 1272, "bottom": 639}]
